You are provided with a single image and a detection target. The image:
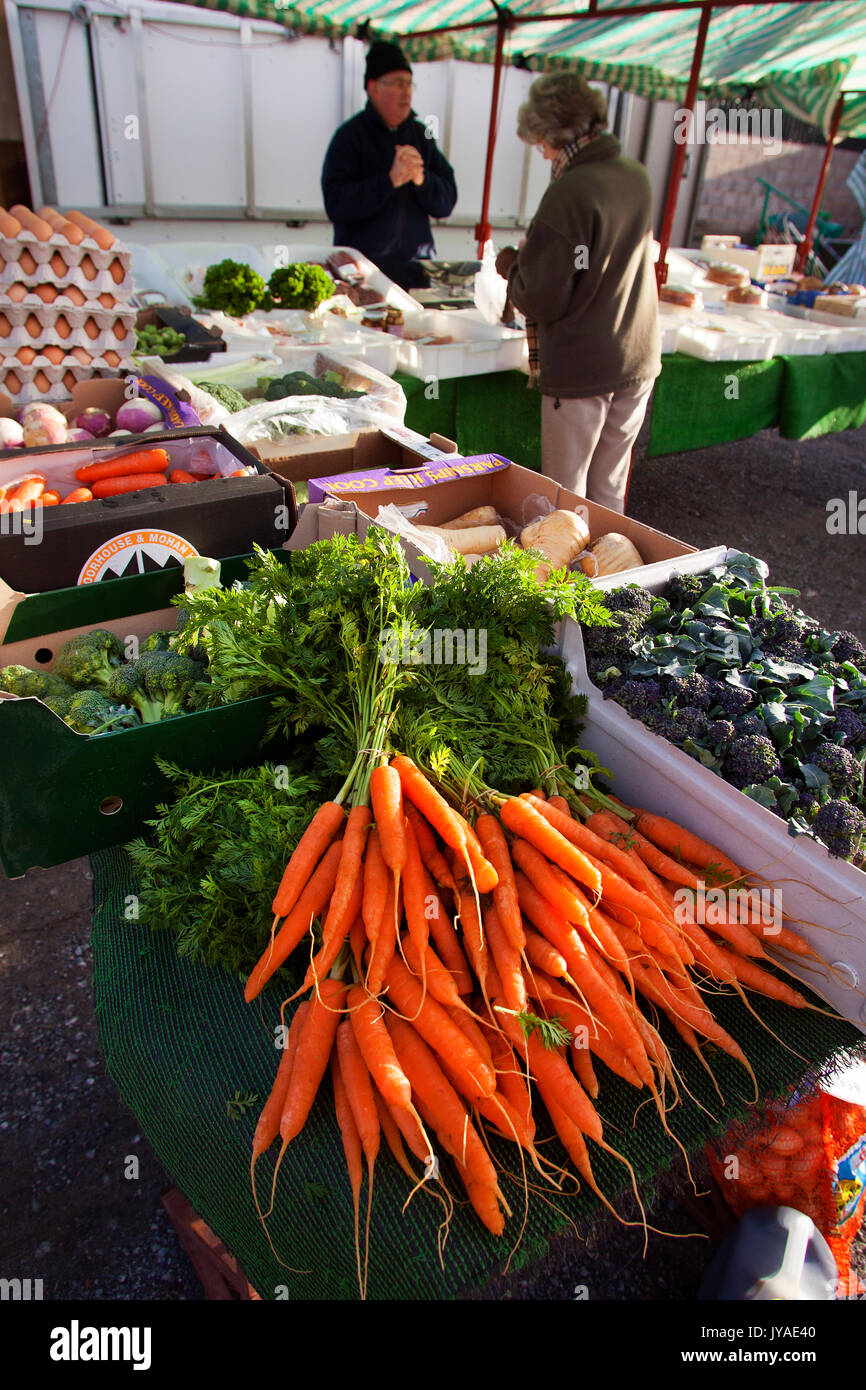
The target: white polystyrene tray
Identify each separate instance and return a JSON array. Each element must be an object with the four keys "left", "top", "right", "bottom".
[
  {"left": 675, "top": 318, "right": 775, "bottom": 362},
  {"left": 558, "top": 557, "right": 866, "bottom": 1031},
  {"left": 721, "top": 304, "right": 826, "bottom": 356}
]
